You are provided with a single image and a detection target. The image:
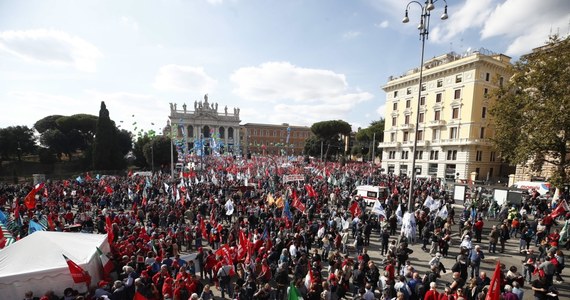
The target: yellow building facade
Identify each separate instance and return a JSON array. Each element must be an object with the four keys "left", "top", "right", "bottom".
[{"left": 380, "top": 50, "right": 512, "bottom": 181}]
